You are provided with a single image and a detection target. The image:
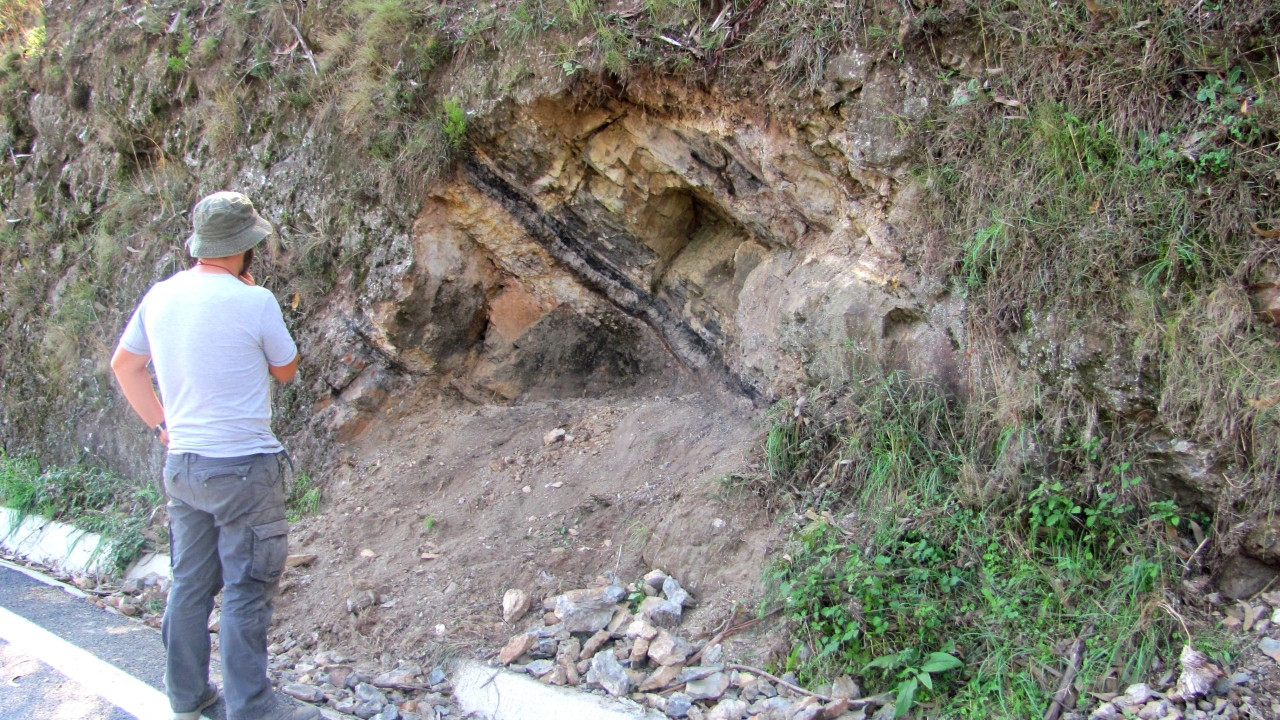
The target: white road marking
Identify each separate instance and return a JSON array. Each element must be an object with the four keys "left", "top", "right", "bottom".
[{"left": 0, "top": 606, "right": 209, "bottom": 720}]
